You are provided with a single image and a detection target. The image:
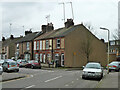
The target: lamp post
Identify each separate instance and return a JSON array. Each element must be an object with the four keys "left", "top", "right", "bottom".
[{"left": 100, "top": 27, "right": 110, "bottom": 74}]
